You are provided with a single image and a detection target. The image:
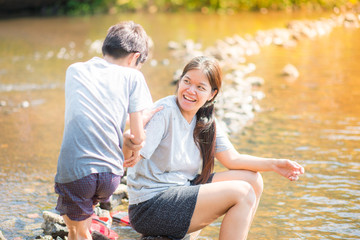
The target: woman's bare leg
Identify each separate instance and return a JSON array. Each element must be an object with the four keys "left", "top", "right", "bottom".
[
  {"left": 212, "top": 170, "right": 263, "bottom": 224},
  {"left": 187, "top": 180, "right": 257, "bottom": 240},
  {"left": 63, "top": 215, "right": 92, "bottom": 240},
  {"left": 212, "top": 170, "right": 263, "bottom": 198}
]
